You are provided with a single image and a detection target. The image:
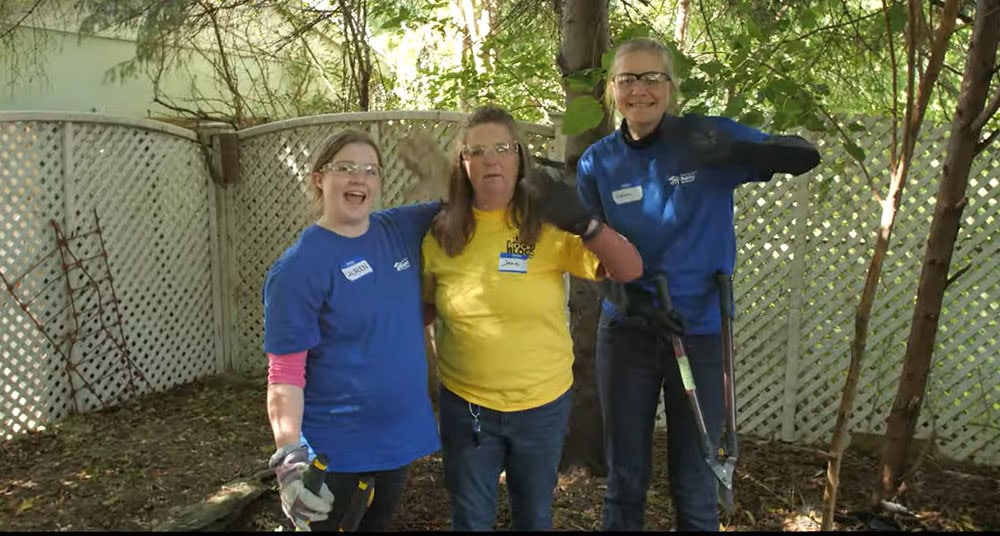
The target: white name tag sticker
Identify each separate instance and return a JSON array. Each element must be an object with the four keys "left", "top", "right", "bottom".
[
  {"left": 340, "top": 258, "right": 373, "bottom": 281},
  {"left": 498, "top": 253, "right": 528, "bottom": 273},
  {"left": 612, "top": 185, "right": 643, "bottom": 205}
]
